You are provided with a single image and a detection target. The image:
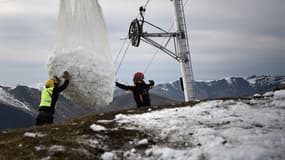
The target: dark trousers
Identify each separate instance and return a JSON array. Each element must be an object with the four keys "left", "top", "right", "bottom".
[{"left": 35, "top": 110, "right": 54, "bottom": 126}]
